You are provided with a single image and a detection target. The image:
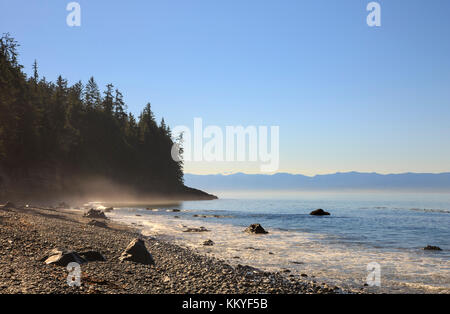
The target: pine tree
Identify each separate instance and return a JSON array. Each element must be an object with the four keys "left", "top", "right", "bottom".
[{"left": 84, "top": 76, "right": 101, "bottom": 109}]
